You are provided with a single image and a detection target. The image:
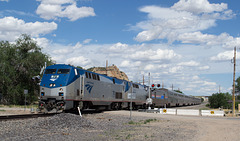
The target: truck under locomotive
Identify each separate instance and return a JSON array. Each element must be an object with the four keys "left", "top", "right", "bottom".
[{"left": 39, "top": 64, "right": 201, "bottom": 113}]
